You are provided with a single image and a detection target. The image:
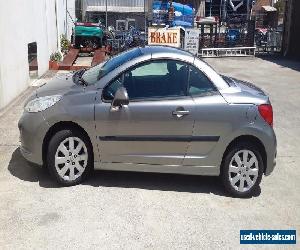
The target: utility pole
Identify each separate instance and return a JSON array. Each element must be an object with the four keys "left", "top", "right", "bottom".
[
  {"left": 105, "top": 0, "right": 108, "bottom": 30},
  {"left": 247, "top": 0, "right": 250, "bottom": 20},
  {"left": 223, "top": 0, "right": 227, "bottom": 22},
  {"left": 219, "top": 0, "right": 222, "bottom": 21},
  {"left": 144, "top": 0, "right": 147, "bottom": 32},
  {"left": 65, "top": 0, "right": 68, "bottom": 36}
]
